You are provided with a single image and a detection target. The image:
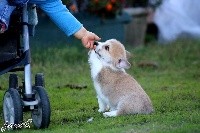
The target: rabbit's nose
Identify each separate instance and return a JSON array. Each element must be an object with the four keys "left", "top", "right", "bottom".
[{"left": 94, "top": 41, "right": 99, "bottom": 46}]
